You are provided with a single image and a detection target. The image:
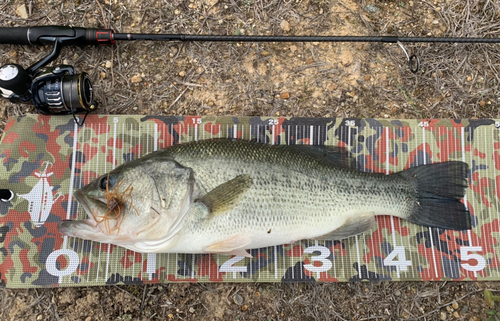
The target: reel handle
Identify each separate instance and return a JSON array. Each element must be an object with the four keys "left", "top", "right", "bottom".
[{"left": 0, "top": 26, "right": 114, "bottom": 46}]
